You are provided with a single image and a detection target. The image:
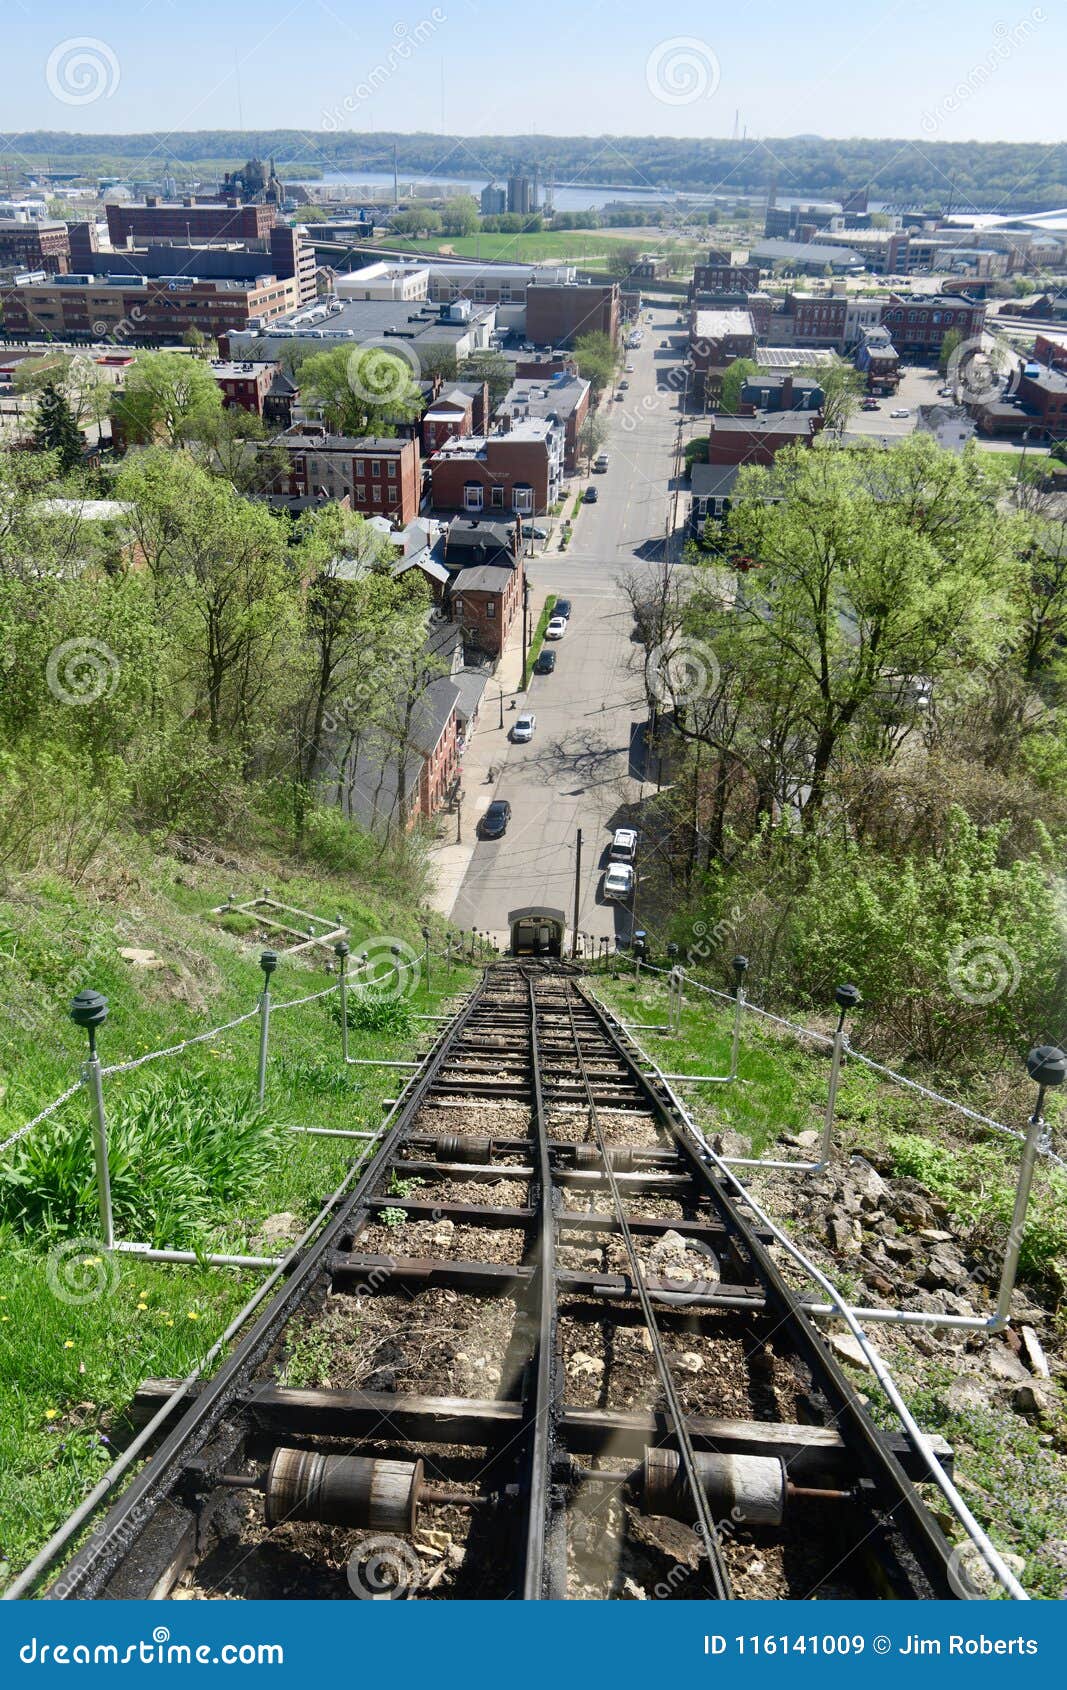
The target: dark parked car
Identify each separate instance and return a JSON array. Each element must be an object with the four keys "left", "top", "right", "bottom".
[
  {"left": 480, "top": 799, "right": 512, "bottom": 839},
  {"left": 534, "top": 648, "right": 557, "bottom": 675},
  {"left": 554, "top": 598, "right": 572, "bottom": 621},
  {"left": 584, "top": 485, "right": 598, "bottom": 503}
]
